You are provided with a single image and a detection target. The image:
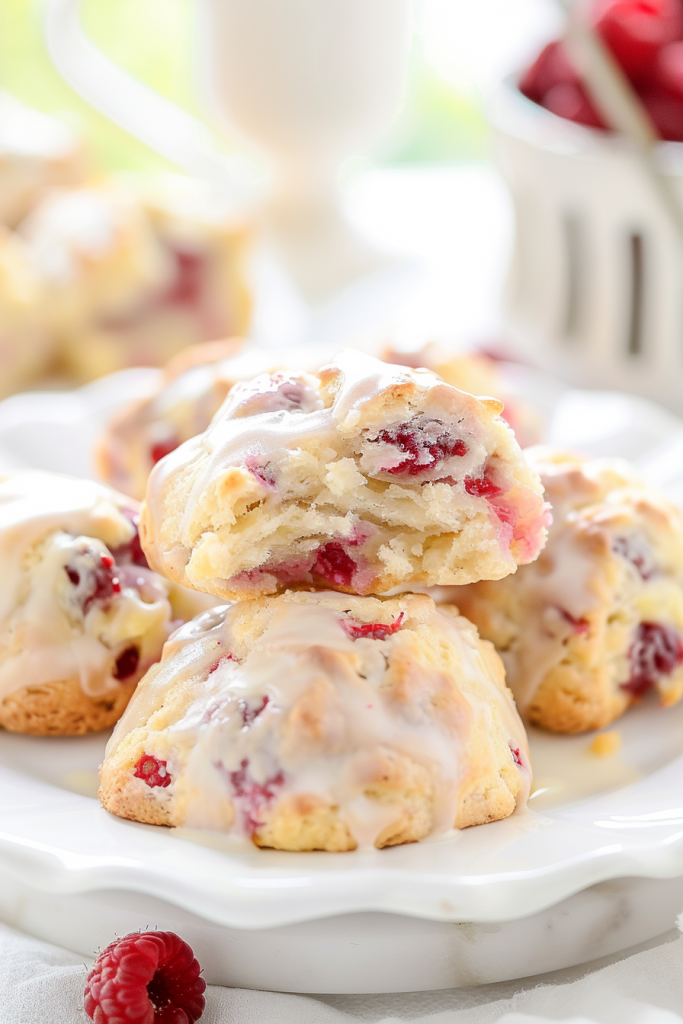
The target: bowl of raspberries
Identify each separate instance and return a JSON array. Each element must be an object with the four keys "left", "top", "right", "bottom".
[{"left": 491, "top": 0, "right": 683, "bottom": 417}]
